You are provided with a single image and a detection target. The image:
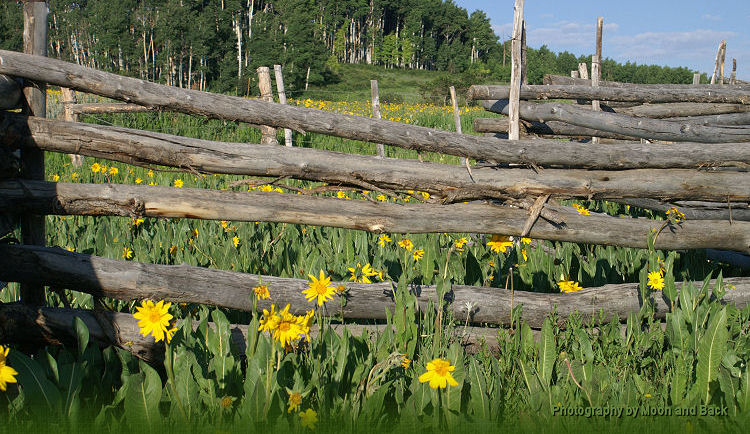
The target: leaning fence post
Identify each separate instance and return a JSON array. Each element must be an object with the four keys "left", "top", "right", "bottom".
[
  {"left": 449, "top": 85, "right": 466, "bottom": 166},
  {"left": 256, "top": 66, "right": 278, "bottom": 145},
  {"left": 273, "top": 64, "right": 293, "bottom": 147},
  {"left": 370, "top": 80, "right": 386, "bottom": 158},
  {"left": 20, "top": 0, "right": 48, "bottom": 305}
]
